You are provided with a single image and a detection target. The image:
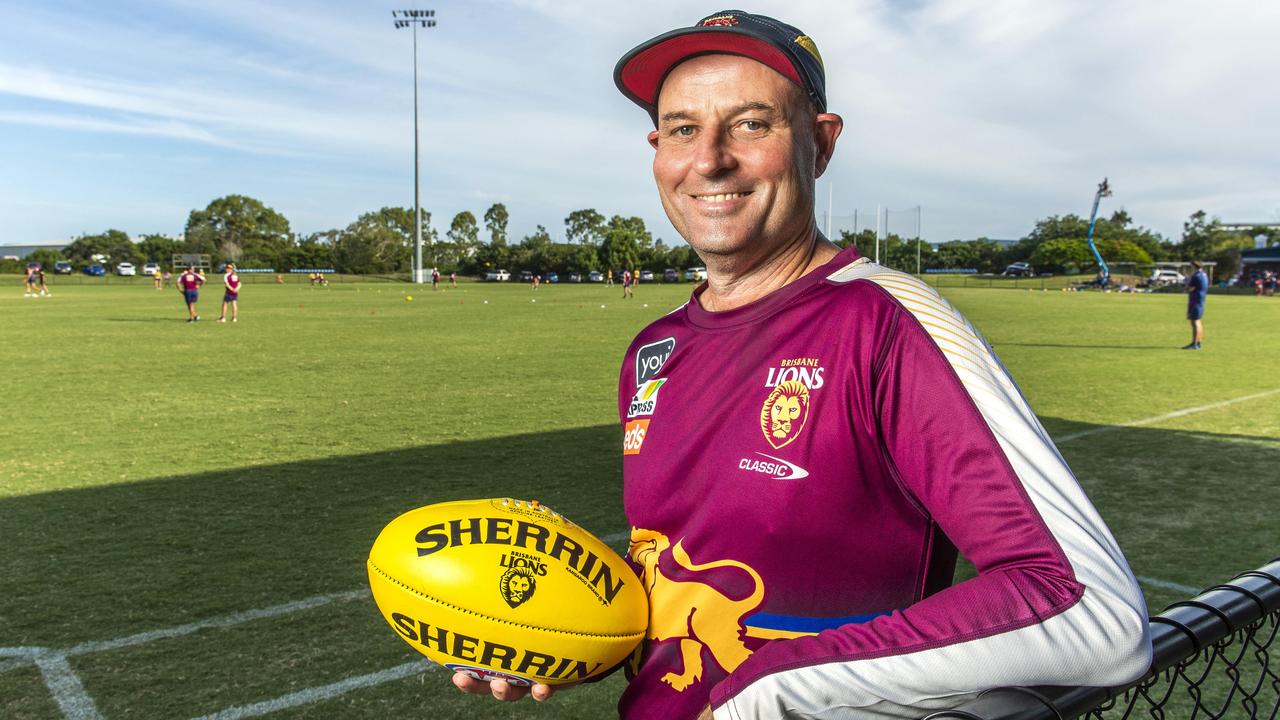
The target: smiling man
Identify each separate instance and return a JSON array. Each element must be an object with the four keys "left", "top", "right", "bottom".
[{"left": 453, "top": 10, "right": 1151, "bottom": 719}]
